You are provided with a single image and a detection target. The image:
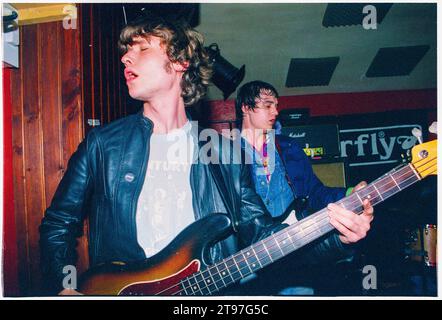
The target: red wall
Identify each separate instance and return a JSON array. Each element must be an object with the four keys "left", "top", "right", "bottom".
[
  {"left": 3, "top": 67, "right": 19, "bottom": 296},
  {"left": 277, "top": 89, "right": 437, "bottom": 116},
  {"left": 208, "top": 88, "right": 437, "bottom": 129}
]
